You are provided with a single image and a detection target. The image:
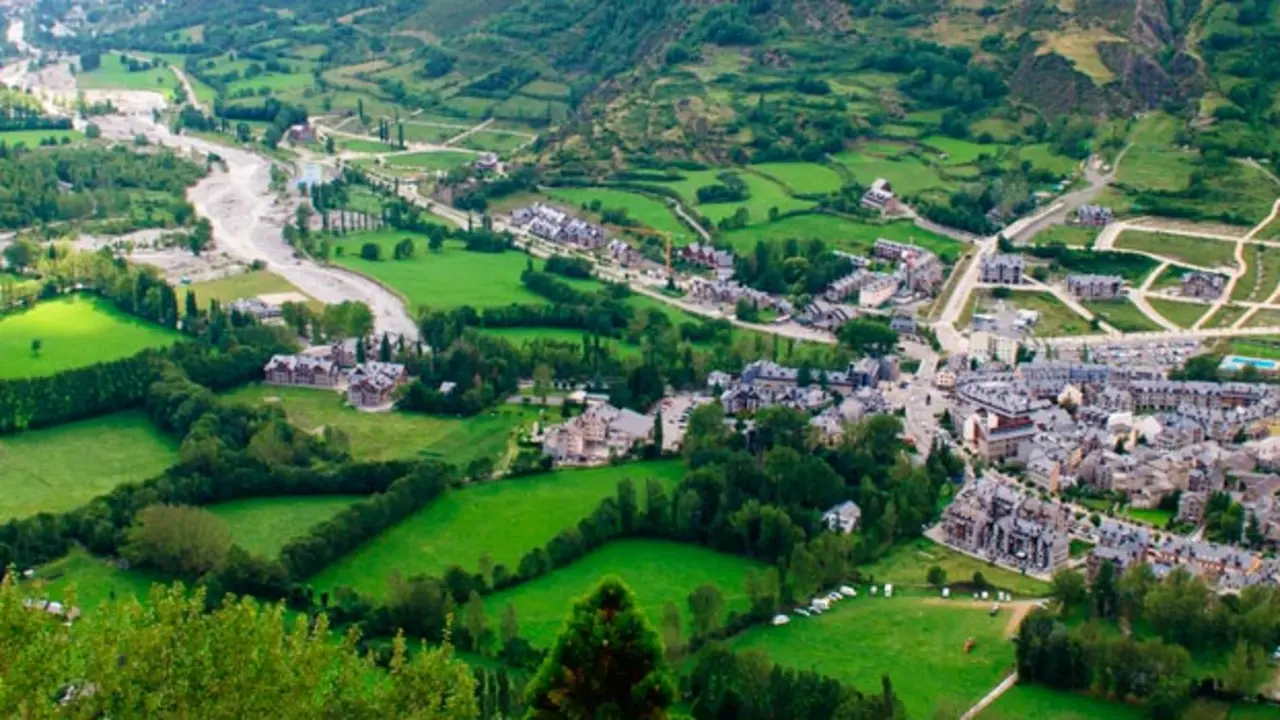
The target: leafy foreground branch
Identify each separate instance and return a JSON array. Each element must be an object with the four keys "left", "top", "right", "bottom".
[{"left": 0, "top": 577, "right": 477, "bottom": 719}]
